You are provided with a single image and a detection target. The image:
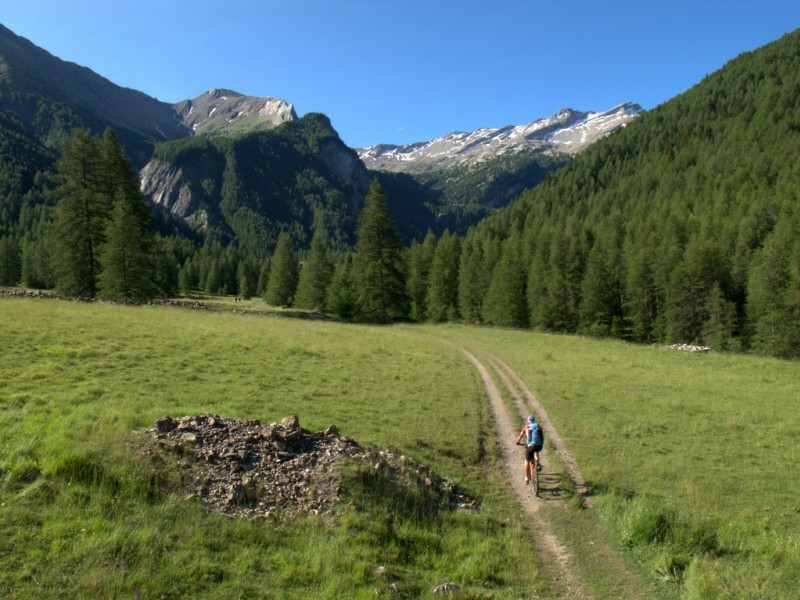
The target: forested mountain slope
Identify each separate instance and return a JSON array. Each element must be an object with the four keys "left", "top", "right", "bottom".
[
  {"left": 141, "top": 114, "right": 438, "bottom": 253},
  {"left": 0, "top": 25, "right": 189, "bottom": 165},
  {"left": 468, "top": 28, "right": 800, "bottom": 356}
]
